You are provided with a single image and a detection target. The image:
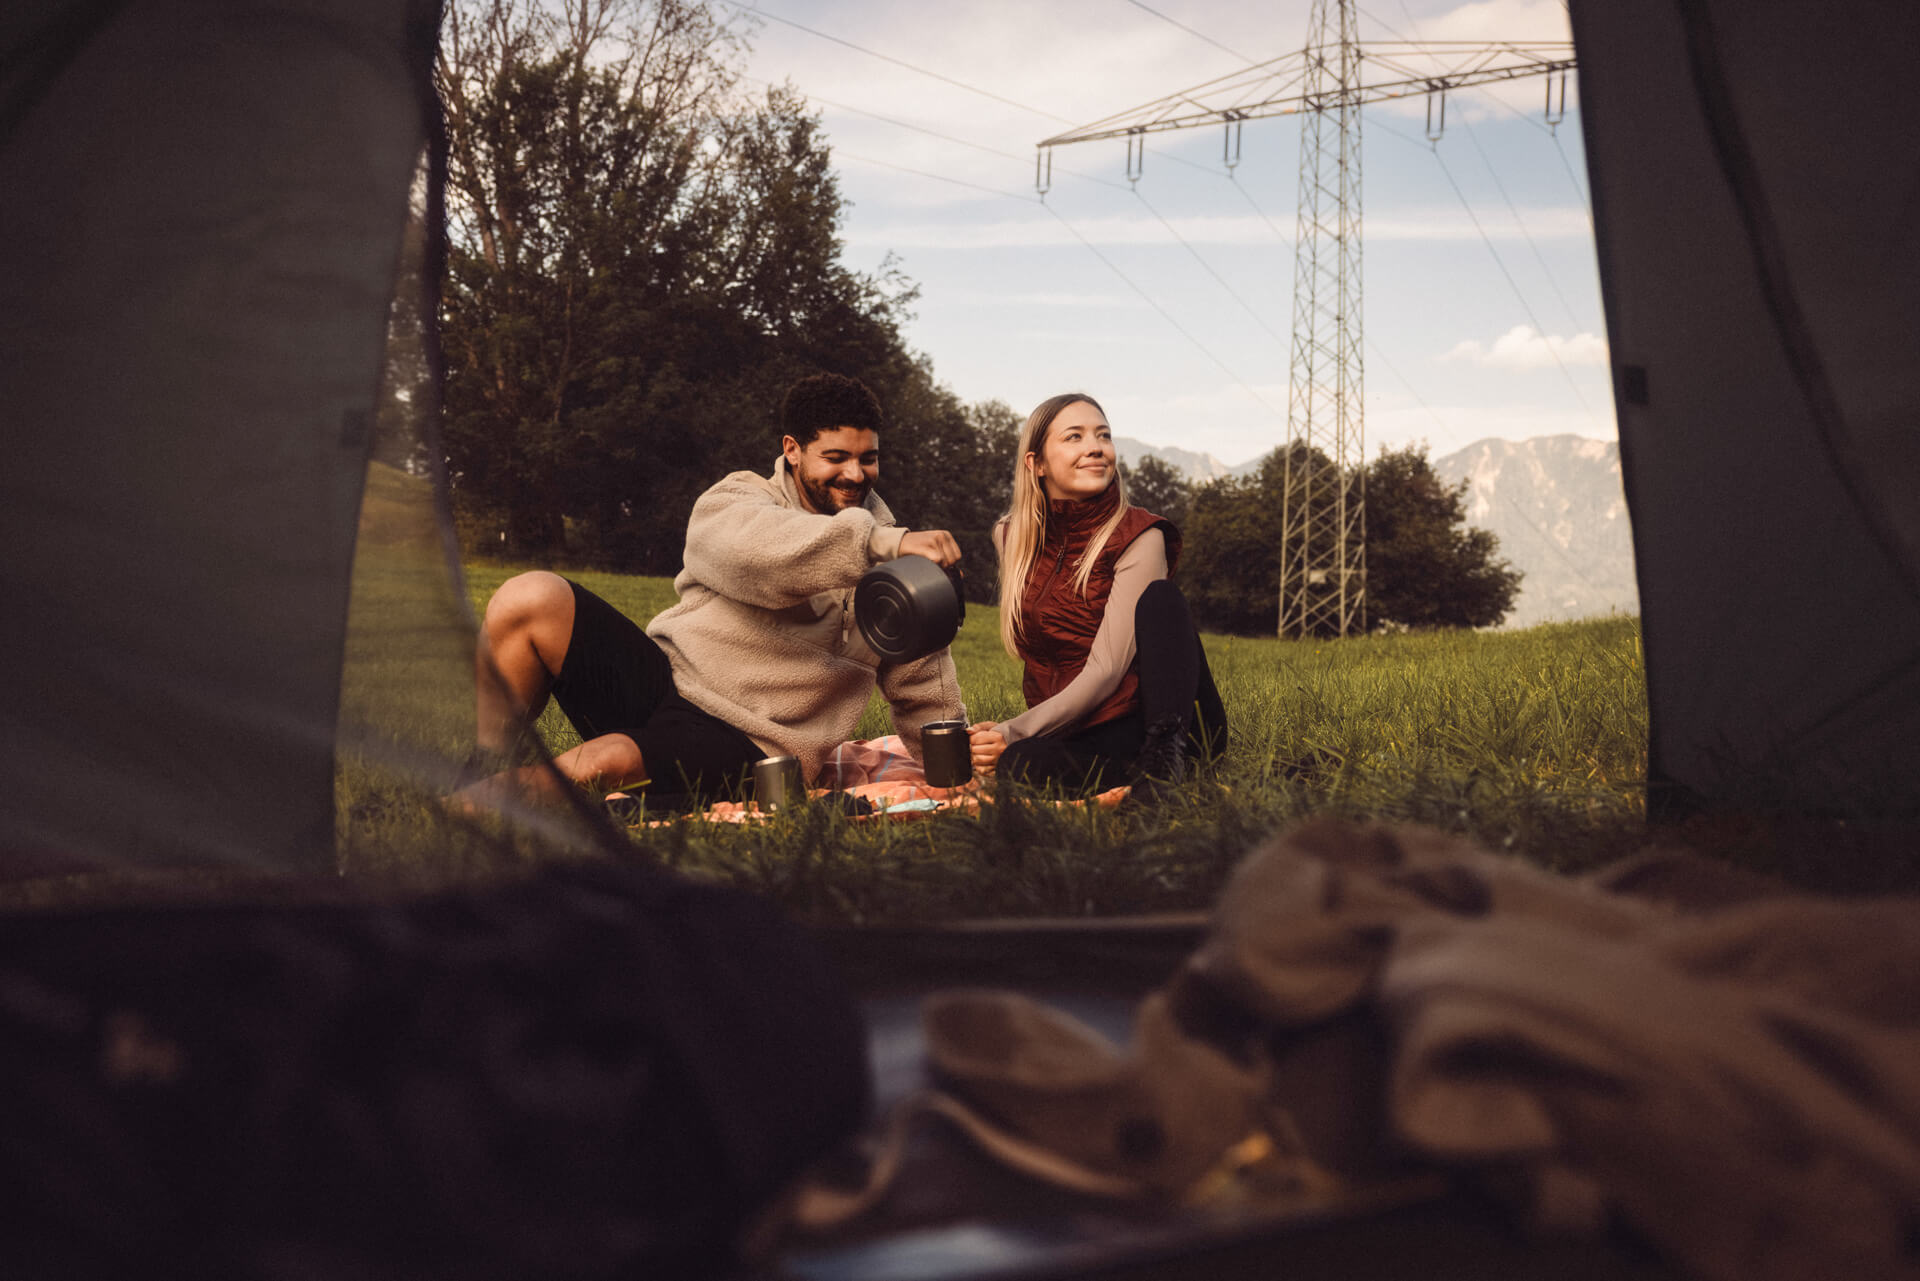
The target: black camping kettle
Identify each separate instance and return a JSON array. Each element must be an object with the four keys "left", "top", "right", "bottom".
[{"left": 855, "top": 556, "right": 965, "bottom": 661}]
